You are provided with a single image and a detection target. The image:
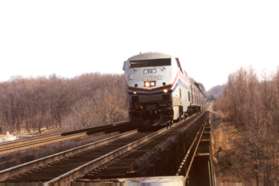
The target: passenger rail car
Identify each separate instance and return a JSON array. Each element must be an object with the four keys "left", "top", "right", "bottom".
[
  {"left": 123, "top": 52, "right": 206, "bottom": 126},
  {"left": 188, "top": 80, "right": 207, "bottom": 114}
]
